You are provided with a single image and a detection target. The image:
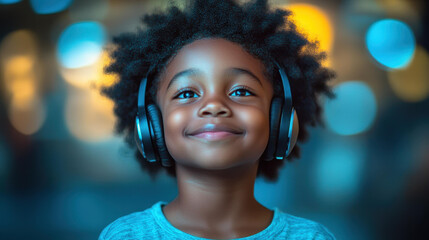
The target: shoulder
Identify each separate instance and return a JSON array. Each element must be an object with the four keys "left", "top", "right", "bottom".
[
  {"left": 98, "top": 202, "right": 163, "bottom": 240},
  {"left": 275, "top": 210, "right": 336, "bottom": 240}
]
